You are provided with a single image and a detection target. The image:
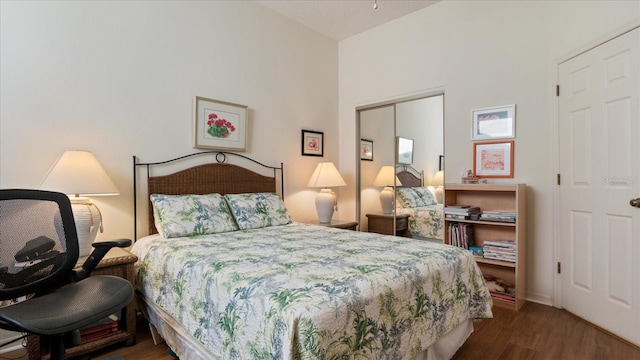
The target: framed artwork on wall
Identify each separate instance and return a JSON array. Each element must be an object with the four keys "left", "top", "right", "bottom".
[
  {"left": 396, "top": 137, "right": 414, "bottom": 165},
  {"left": 360, "top": 139, "right": 373, "bottom": 161},
  {"left": 473, "top": 140, "right": 514, "bottom": 178},
  {"left": 471, "top": 104, "right": 516, "bottom": 140},
  {"left": 193, "top": 96, "right": 248, "bottom": 151},
  {"left": 302, "top": 129, "right": 324, "bottom": 156}
]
